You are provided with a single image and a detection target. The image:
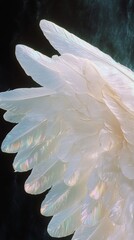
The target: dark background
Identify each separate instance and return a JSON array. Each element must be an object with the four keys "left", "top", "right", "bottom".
[{"left": 0, "top": 0, "right": 134, "bottom": 239}]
